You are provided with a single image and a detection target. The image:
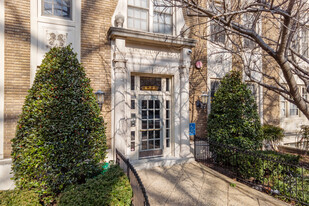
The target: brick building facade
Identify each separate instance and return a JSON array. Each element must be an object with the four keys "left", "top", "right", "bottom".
[{"left": 0, "top": 0, "right": 305, "bottom": 164}]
